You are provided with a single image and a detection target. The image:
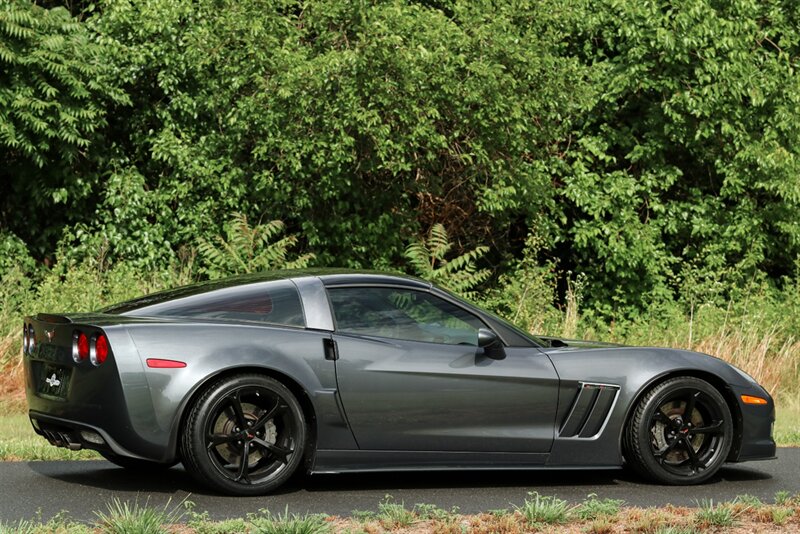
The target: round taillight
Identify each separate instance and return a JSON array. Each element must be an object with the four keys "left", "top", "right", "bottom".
[
  {"left": 23, "top": 324, "right": 29, "bottom": 355},
  {"left": 28, "top": 324, "right": 35, "bottom": 354},
  {"left": 73, "top": 331, "right": 89, "bottom": 362},
  {"left": 92, "top": 334, "right": 109, "bottom": 365}
]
